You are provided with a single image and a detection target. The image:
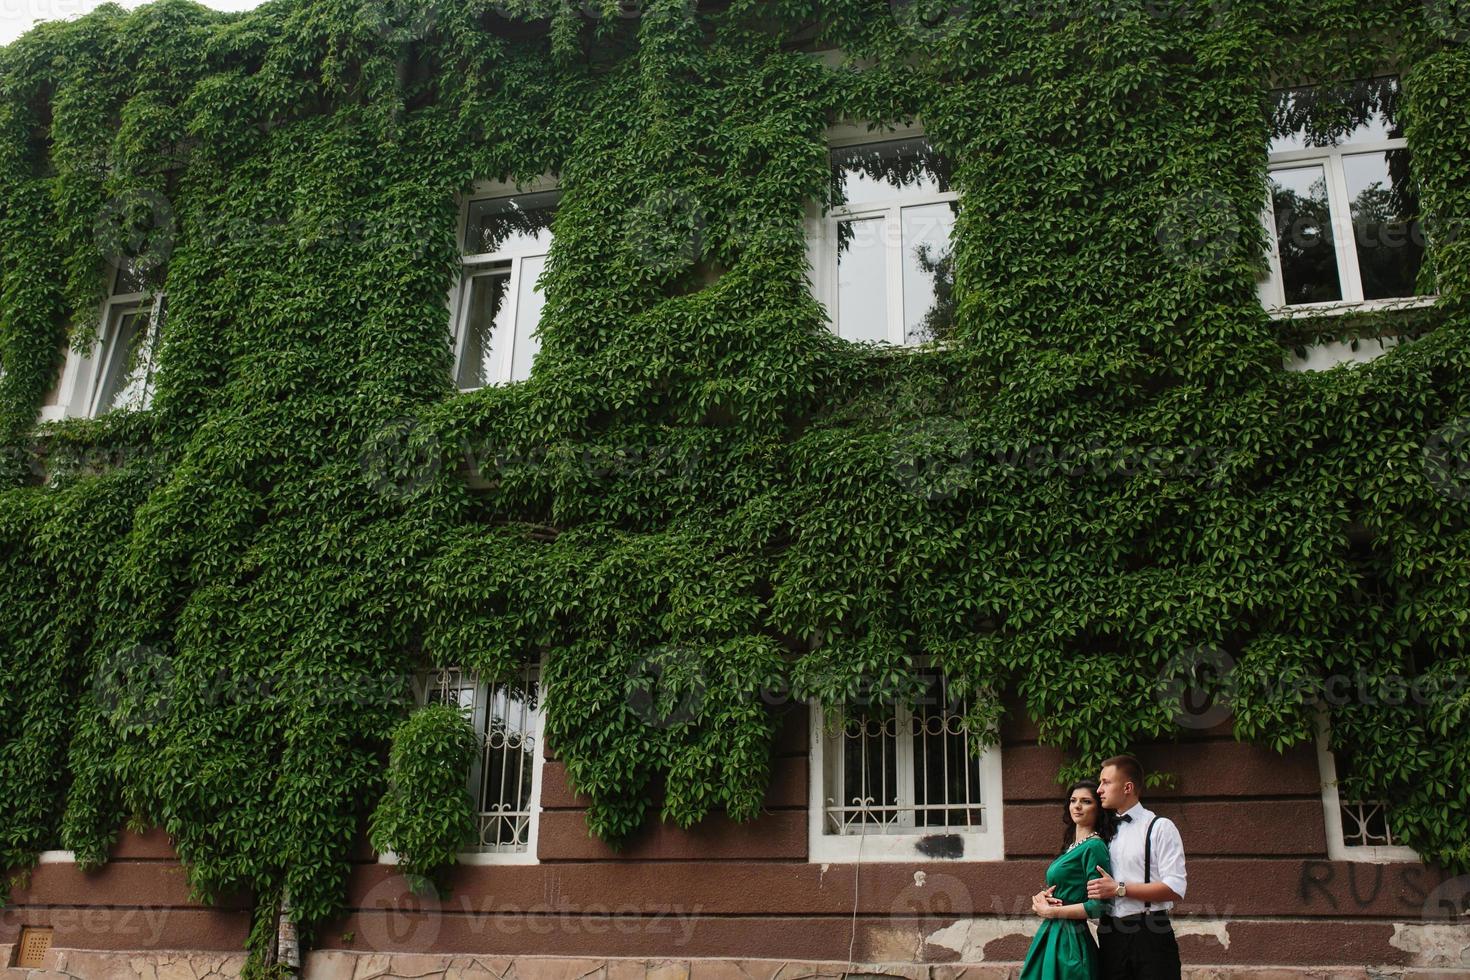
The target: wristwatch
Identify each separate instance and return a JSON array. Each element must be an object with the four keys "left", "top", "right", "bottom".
[{"left": 1115, "top": 881, "right": 1127, "bottom": 898}]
